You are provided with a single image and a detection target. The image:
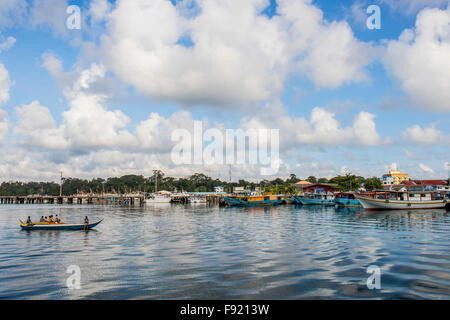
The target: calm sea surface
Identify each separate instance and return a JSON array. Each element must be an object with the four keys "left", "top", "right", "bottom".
[{"left": 0, "top": 204, "right": 449, "bottom": 299}]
